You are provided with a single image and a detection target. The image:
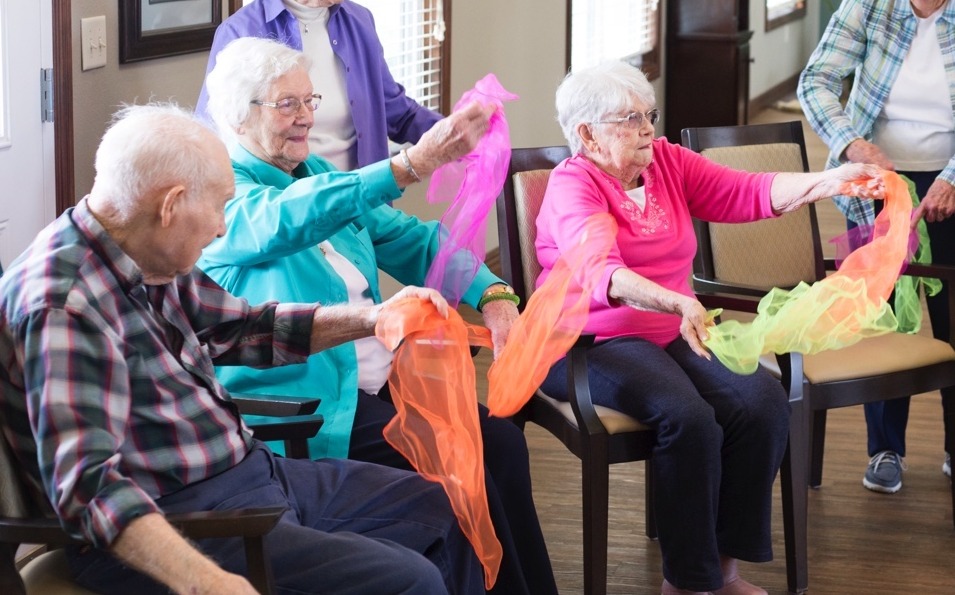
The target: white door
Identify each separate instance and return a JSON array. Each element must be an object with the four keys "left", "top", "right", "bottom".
[{"left": 0, "top": 0, "right": 55, "bottom": 269}]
